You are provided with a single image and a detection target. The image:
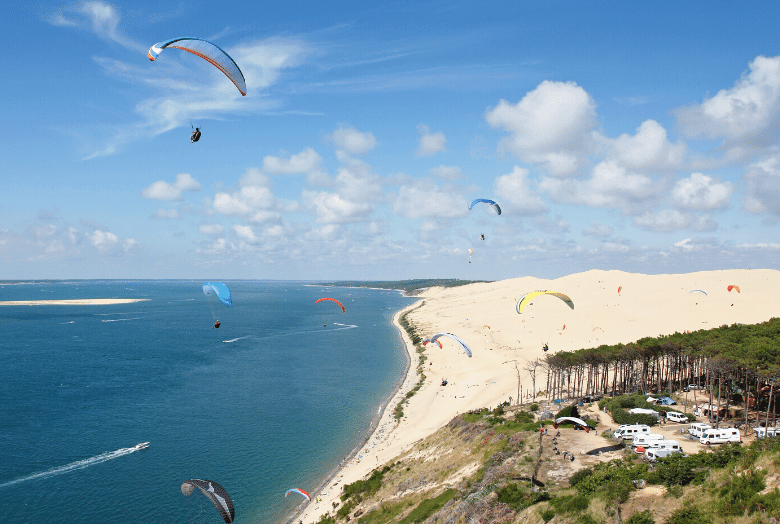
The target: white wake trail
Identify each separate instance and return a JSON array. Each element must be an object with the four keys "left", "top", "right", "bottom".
[{"left": 0, "top": 444, "right": 148, "bottom": 489}]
